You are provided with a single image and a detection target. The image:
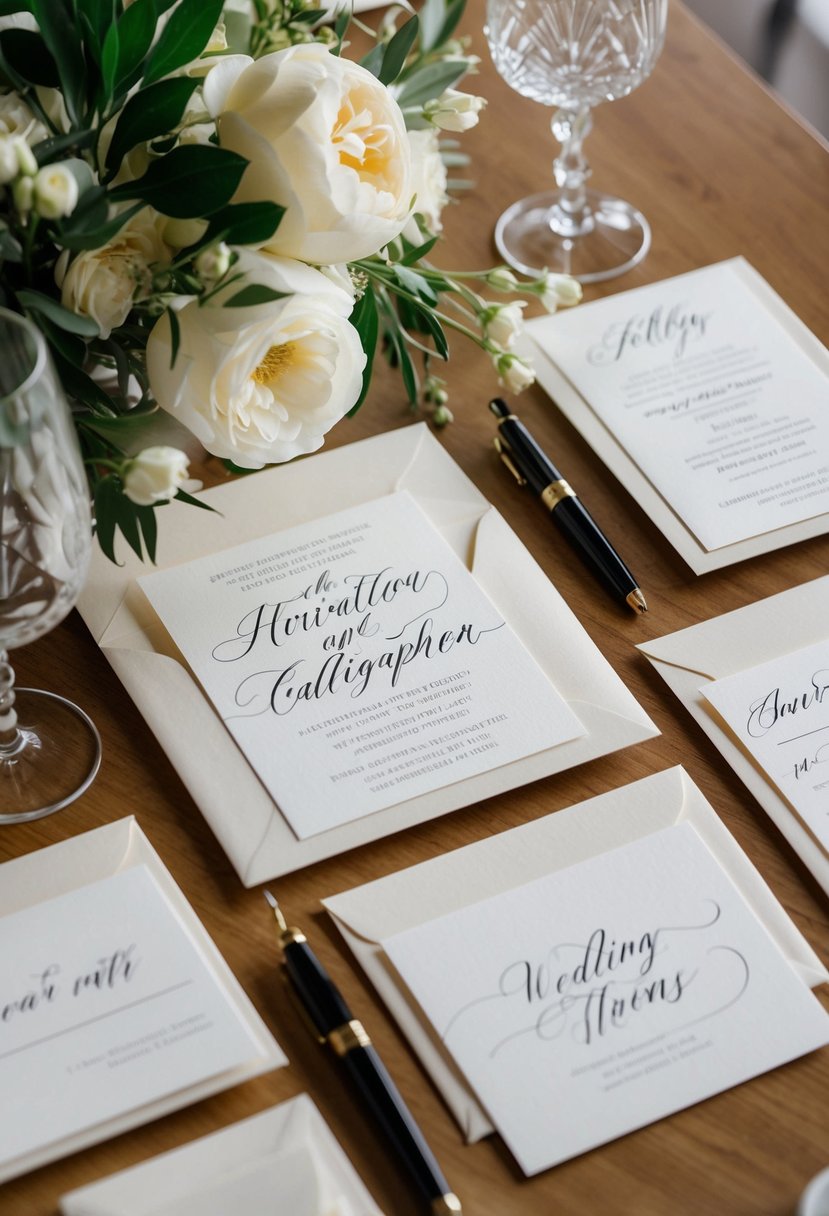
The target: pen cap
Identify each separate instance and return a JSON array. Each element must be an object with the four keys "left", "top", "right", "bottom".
[{"left": 283, "top": 939, "right": 352, "bottom": 1036}]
